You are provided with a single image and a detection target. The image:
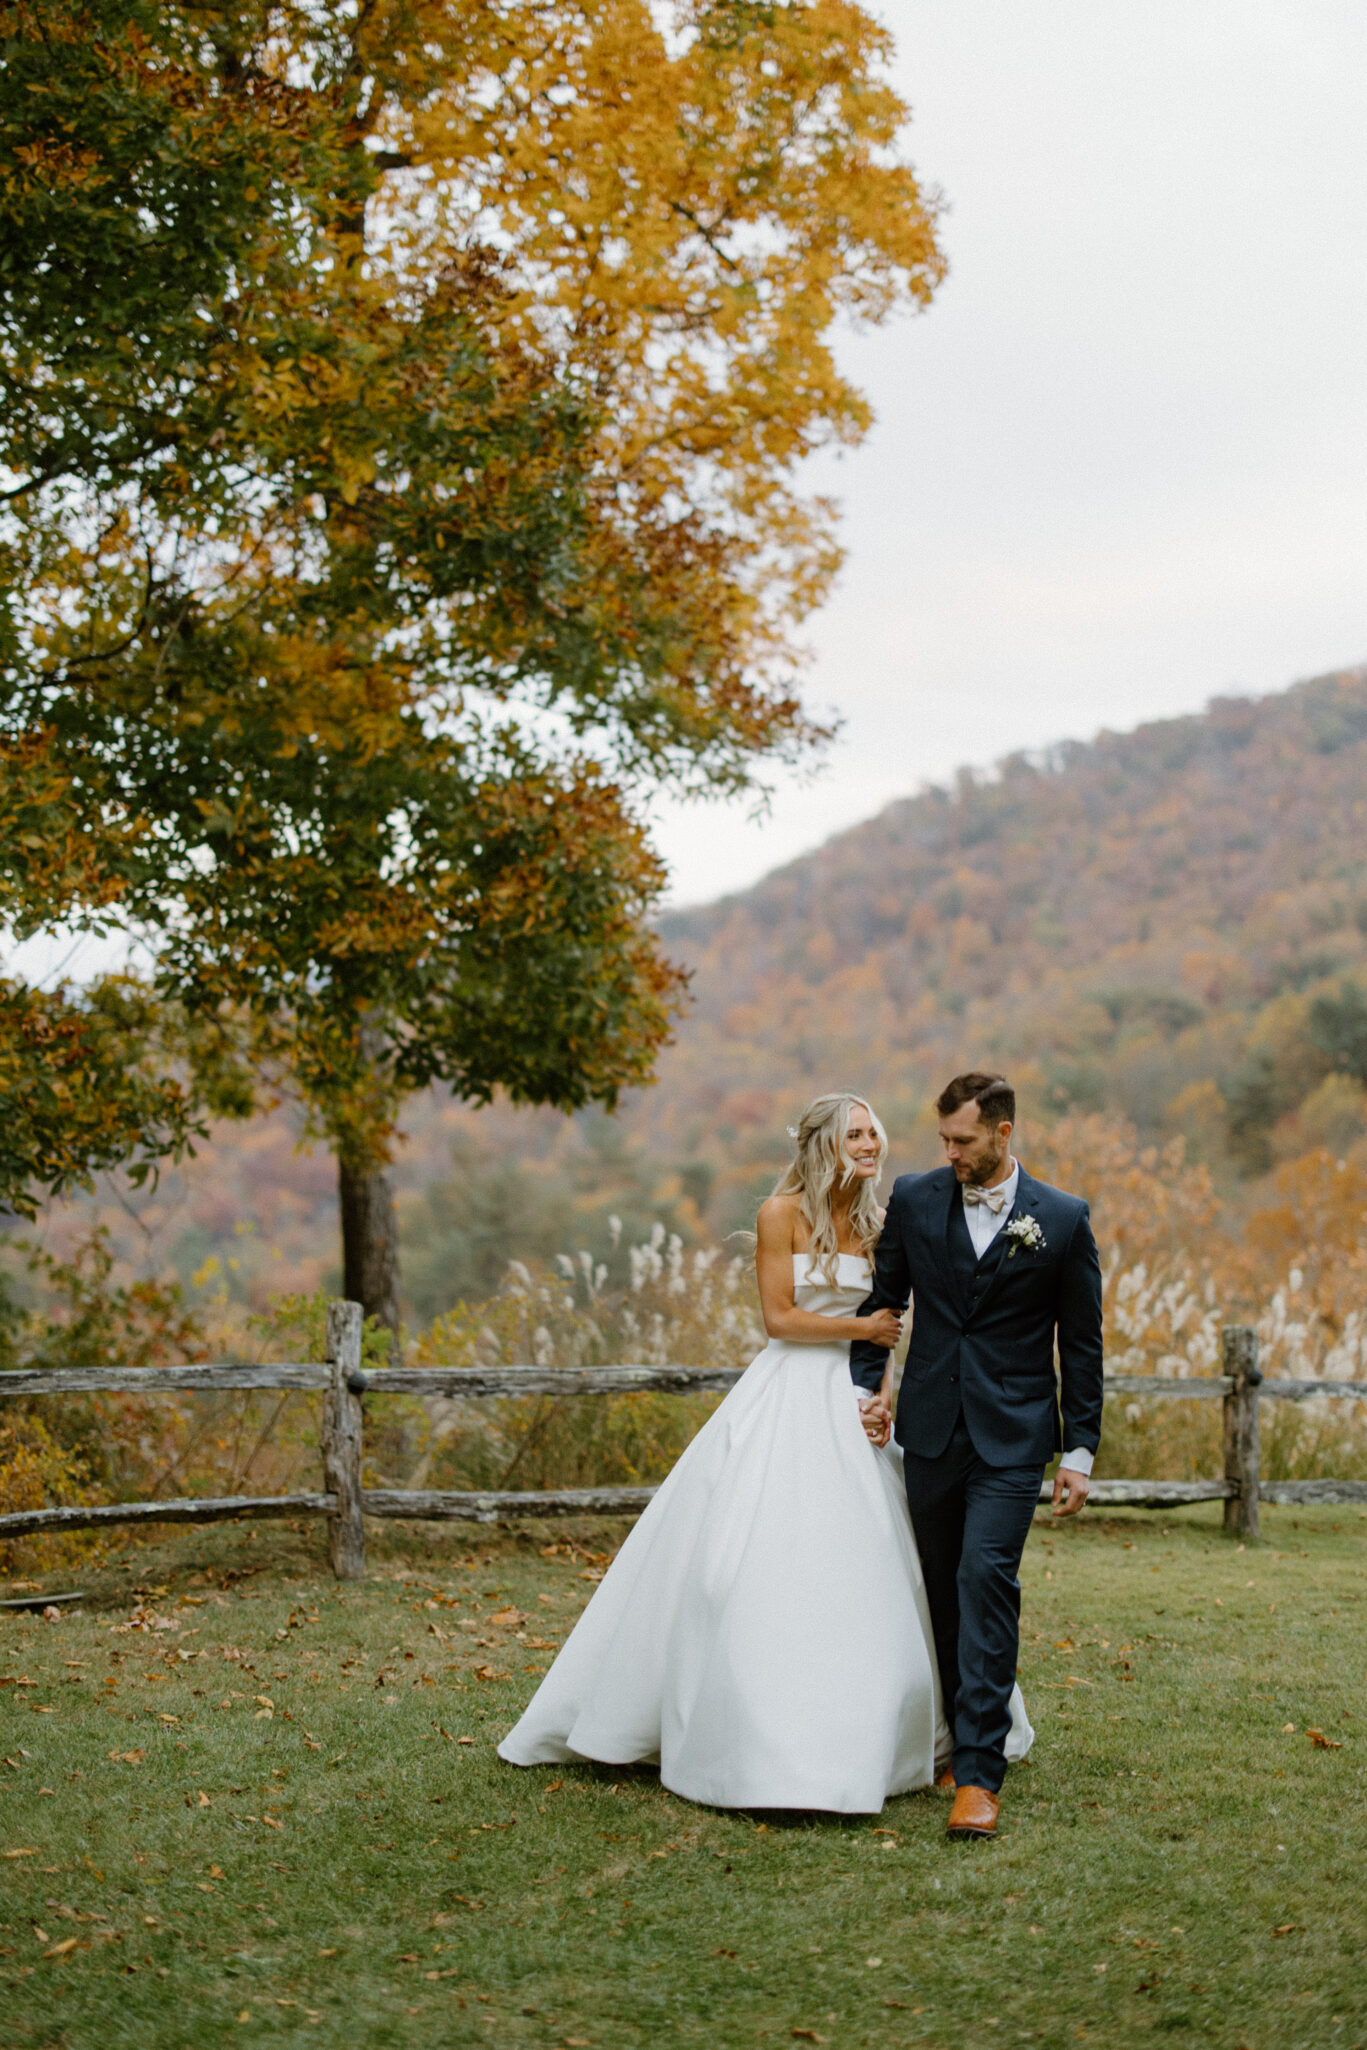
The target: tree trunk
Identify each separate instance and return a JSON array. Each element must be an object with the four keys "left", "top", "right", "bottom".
[{"left": 339, "top": 1154, "right": 401, "bottom": 1360}]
